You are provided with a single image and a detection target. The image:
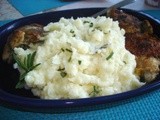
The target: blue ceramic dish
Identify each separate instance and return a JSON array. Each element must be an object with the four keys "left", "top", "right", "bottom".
[{"left": 0, "top": 8, "right": 160, "bottom": 113}]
